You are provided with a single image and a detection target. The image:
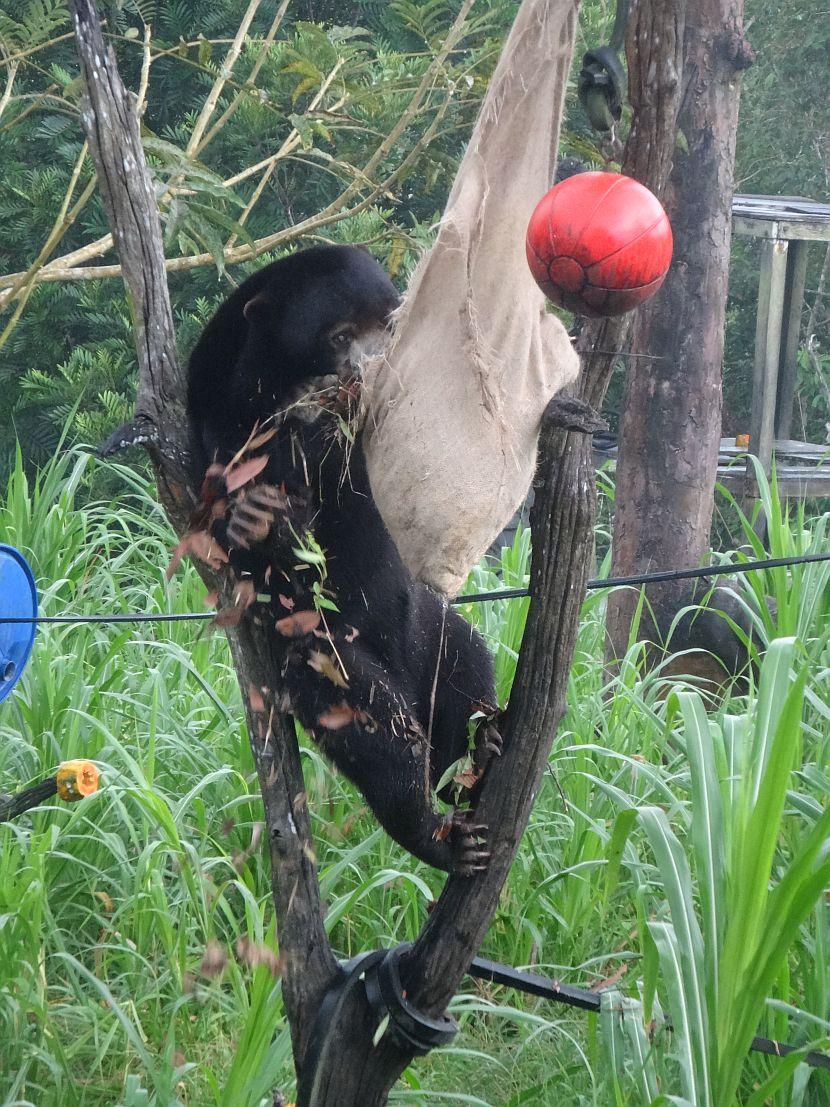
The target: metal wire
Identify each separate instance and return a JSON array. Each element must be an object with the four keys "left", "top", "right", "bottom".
[
  {"left": 455, "top": 550, "right": 830, "bottom": 605},
  {"left": 1, "top": 550, "right": 828, "bottom": 624}
]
